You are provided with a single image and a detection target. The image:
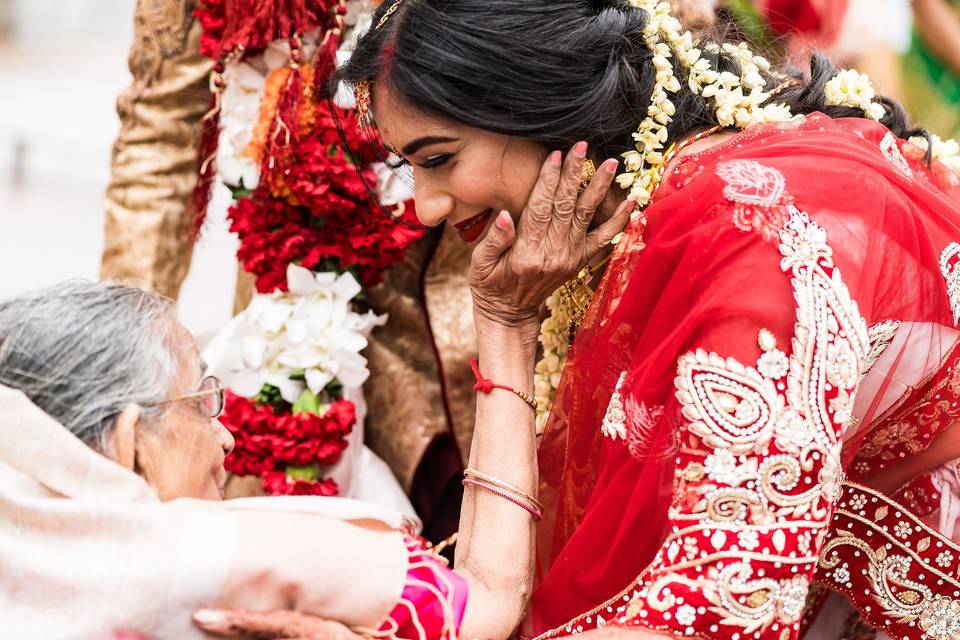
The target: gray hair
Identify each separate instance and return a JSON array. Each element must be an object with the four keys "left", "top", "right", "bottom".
[{"left": 0, "top": 280, "right": 181, "bottom": 450}]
